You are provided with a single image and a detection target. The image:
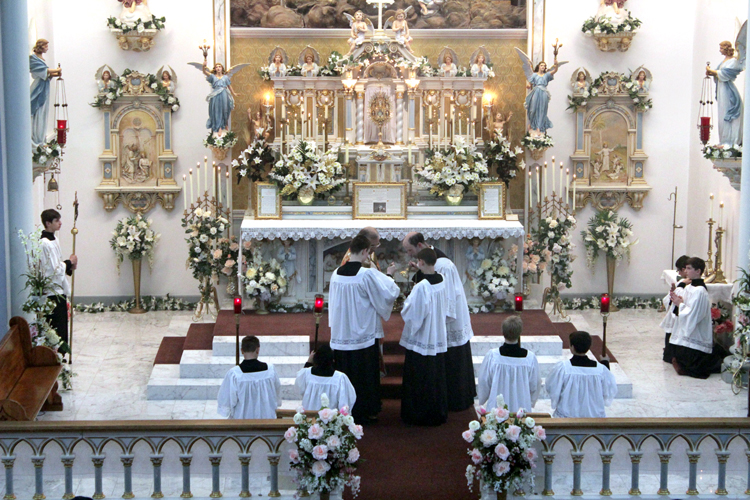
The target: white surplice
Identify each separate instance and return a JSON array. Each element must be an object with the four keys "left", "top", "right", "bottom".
[
  {"left": 400, "top": 279, "right": 453, "bottom": 356},
  {"left": 40, "top": 236, "right": 71, "bottom": 296},
  {"left": 669, "top": 284, "right": 713, "bottom": 354},
  {"left": 295, "top": 368, "right": 357, "bottom": 411},
  {"left": 544, "top": 360, "right": 618, "bottom": 418},
  {"left": 435, "top": 257, "right": 474, "bottom": 347},
  {"left": 659, "top": 283, "right": 686, "bottom": 334},
  {"left": 217, "top": 365, "right": 281, "bottom": 419},
  {"left": 329, "top": 267, "right": 399, "bottom": 351},
  {"left": 477, "top": 349, "right": 540, "bottom": 412}
]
